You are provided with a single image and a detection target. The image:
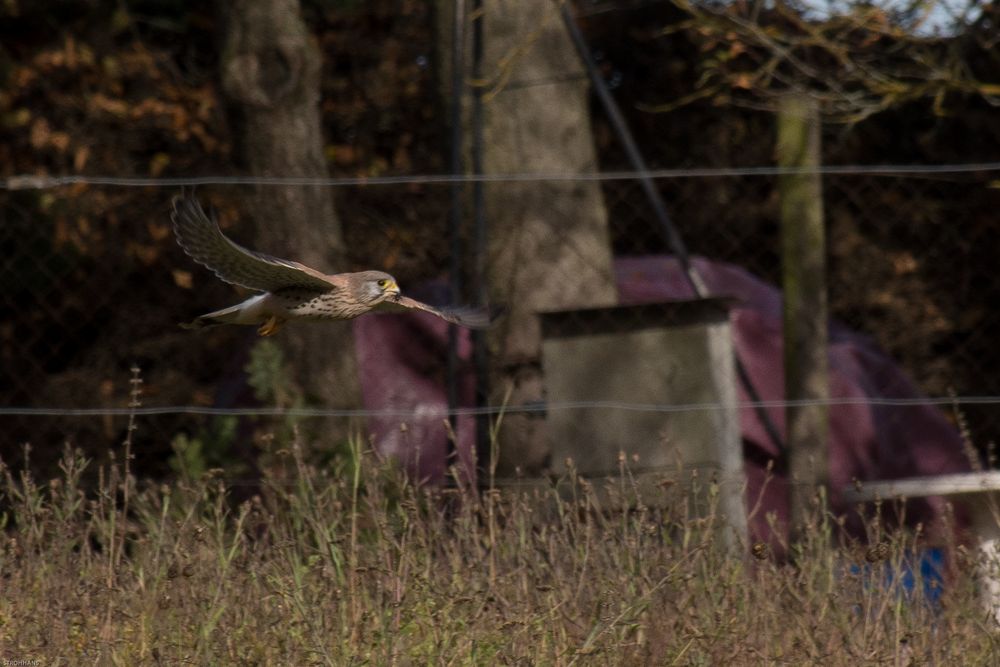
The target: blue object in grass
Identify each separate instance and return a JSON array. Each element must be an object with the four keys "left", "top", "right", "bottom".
[
  {"left": 849, "top": 547, "right": 946, "bottom": 608},
  {"left": 903, "top": 547, "right": 946, "bottom": 605}
]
